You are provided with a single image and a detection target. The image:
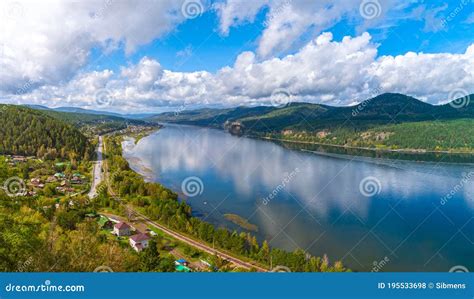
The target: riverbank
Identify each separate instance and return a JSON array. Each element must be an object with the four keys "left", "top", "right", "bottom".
[{"left": 256, "top": 135, "right": 474, "bottom": 155}]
